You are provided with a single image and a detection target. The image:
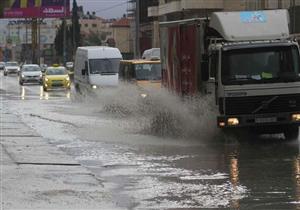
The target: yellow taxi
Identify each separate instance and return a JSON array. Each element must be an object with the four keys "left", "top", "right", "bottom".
[
  {"left": 119, "top": 59, "right": 162, "bottom": 89},
  {"left": 43, "top": 65, "right": 71, "bottom": 91}
]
